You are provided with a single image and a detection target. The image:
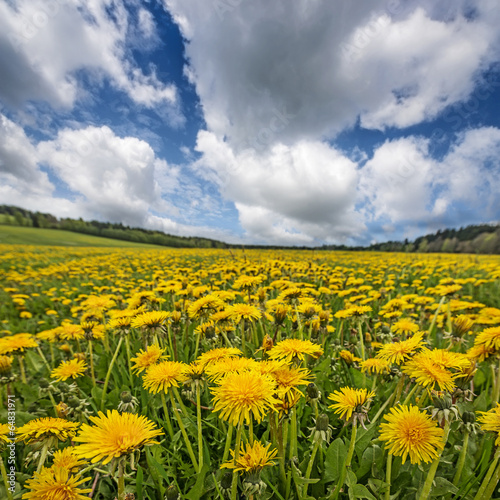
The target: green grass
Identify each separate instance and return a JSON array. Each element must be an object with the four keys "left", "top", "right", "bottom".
[{"left": 0, "top": 225, "right": 165, "bottom": 248}]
